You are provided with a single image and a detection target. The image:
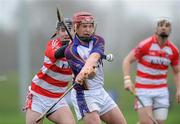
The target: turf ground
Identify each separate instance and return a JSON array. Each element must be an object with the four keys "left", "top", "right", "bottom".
[{"left": 0, "top": 71, "right": 179, "bottom": 124}]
